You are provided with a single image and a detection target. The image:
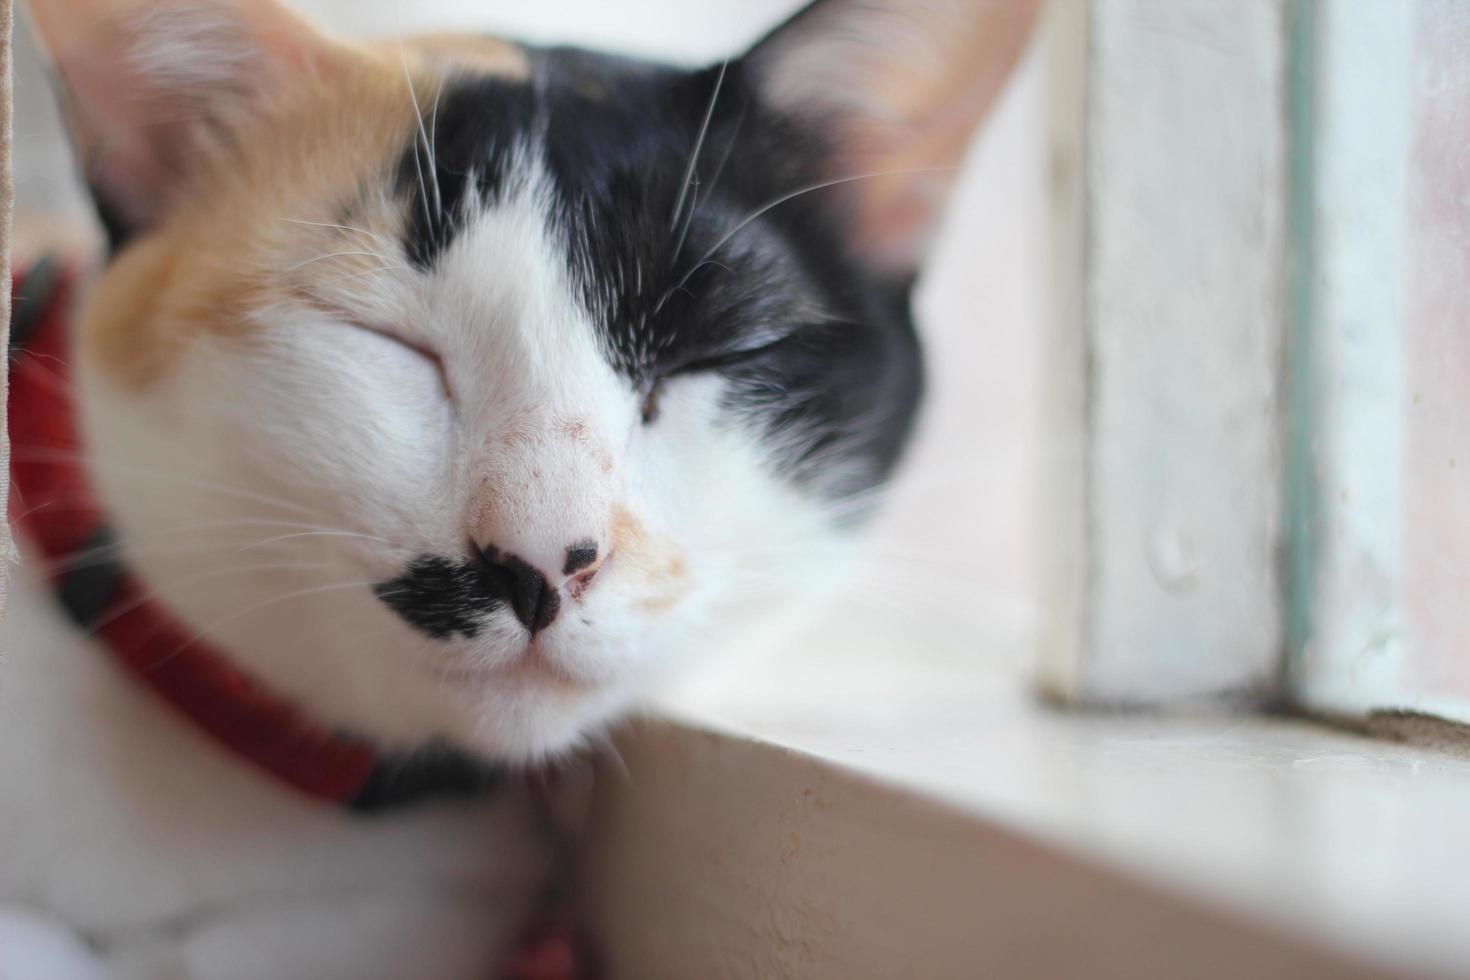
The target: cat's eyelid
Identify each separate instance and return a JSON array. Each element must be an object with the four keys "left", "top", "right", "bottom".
[
  {"left": 347, "top": 319, "right": 455, "bottom": 403},
  {"left": 287, "top": 287, "right": 452, "bottom": 400},
  {"left": 661, "top": 326, "right": 800, "bottom": 379},
  {"left": 638, "top": 332, "right": 787, "bottom": 429}
]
